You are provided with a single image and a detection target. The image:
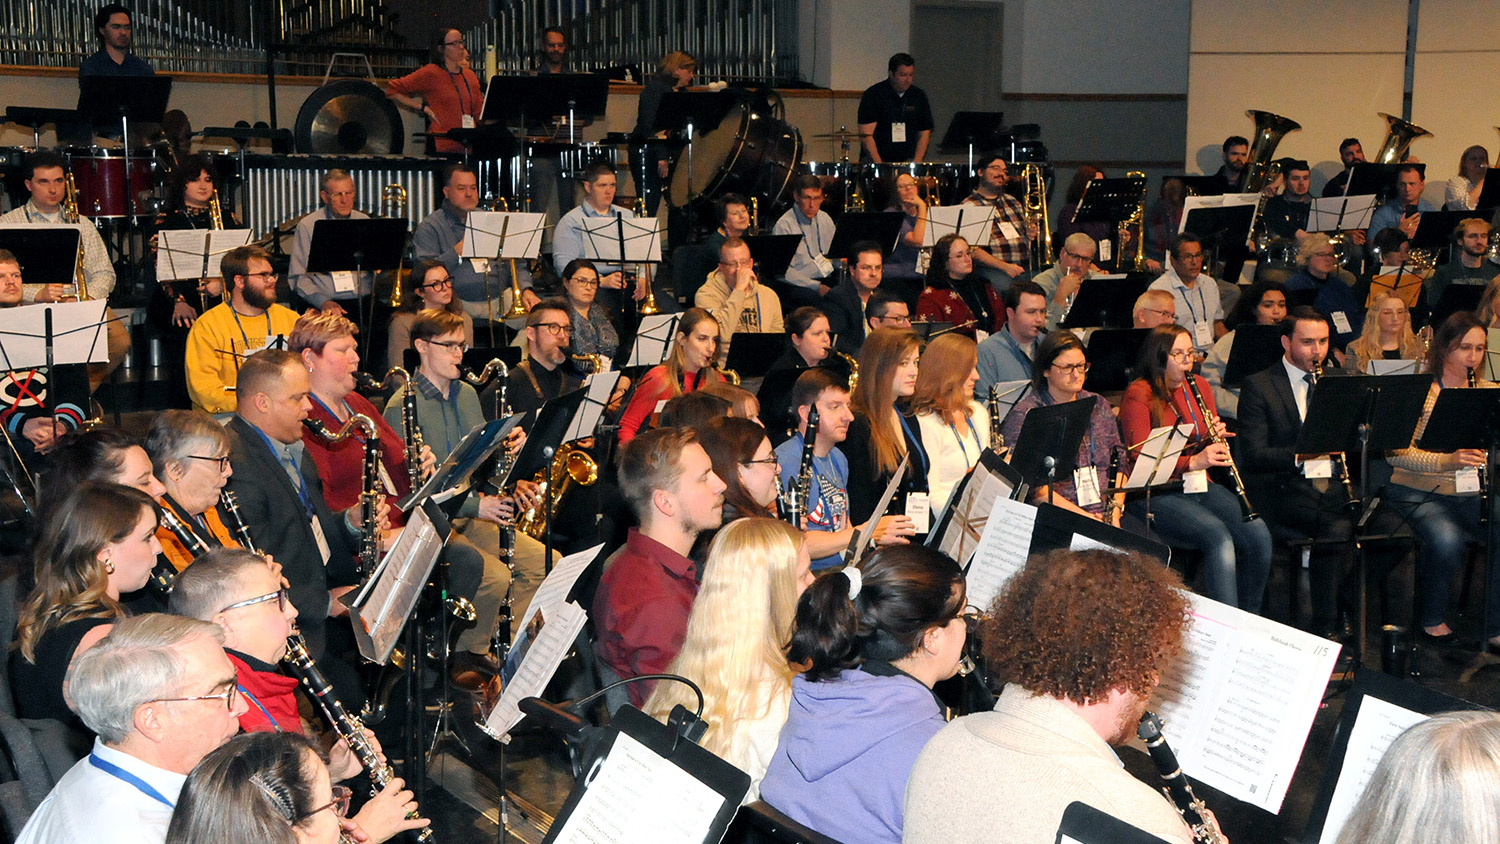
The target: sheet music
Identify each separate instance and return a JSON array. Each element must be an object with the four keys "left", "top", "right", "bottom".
[
  {"left": 580, "top": 216, "right": 663, "bottom": 263},
  {"left": 563, "top": 372, "right": 620, "bottom": 442},
  {"left": 1179, "top": 193, "right": 1260, "bottom": 234},
  {"left": 551, "top": 731, "right": 725, "bottom": 844},
  {"left": 1124, "top": 425, "right": 1192, "bottom": 489},
  {"left": 924, "top": 204, "right": 995, "bottom": 247},
  {"left": 460, "top": 211, "right": 547, "bottom": 260},
  {"left": 1147, "top": 592, "right": 1340, "bottom": 813},
  {"left": 625, "top": 314, "right": 680, "bottom": 368},
  {"left": 155, "top": 229, "right": 252, "bottom": 281},
  {"left": 483, "top": 599, "right": 588, "bottom": 743},
  {"left": 350, "top": 506, "right": 445, "bottom": 663},
  {"left": 963, "top": 496, "right": 1037, "bottom": 613},
  {"left": 932, "top": 456, "right": 1014, "bottom": 566},
  {"left": 514, "top": 543, "right": 603, "bottom": 633},
  {"left": 1366, "top": 359, "right": 1418, "bottom": 376},
  {"left": 1315, "top": 696, "right": 1427, "bottom": 844}
]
